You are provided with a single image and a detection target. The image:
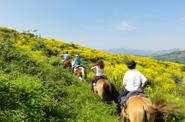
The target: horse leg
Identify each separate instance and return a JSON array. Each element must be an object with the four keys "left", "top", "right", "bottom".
[
  {"left": 93, "top": 83, "right": 97, "bottom": 93},
  {"left": 79, "top": 77, "right": 83, "bottom": 80},
  {"left": 80, "top": 67, "right": 85, "bottom": 79},
  {"left": 121, "top": 110, "right": 127, "bottom": 122}
]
